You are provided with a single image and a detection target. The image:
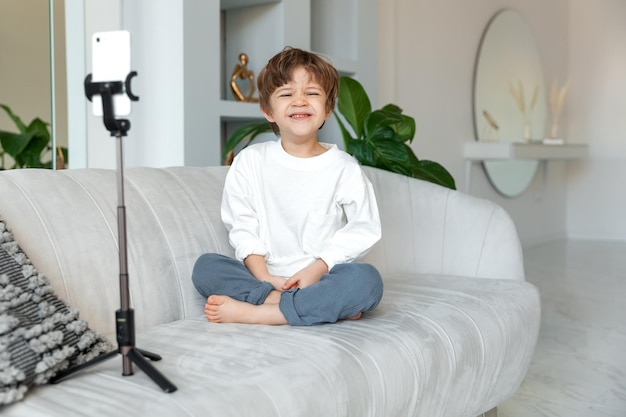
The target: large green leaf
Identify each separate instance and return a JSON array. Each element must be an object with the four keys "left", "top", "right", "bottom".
[
  {"left": 19, "top": 135, "right": 50, "bottom": 168},
  {"left": 27, "top": 118, "right": 50, "bottom": 142},
  {"left": 0, "top": 104, "right": 27, "bottom": 133},
  {"left": 367, "top": 127, "right": 411, "bottom": 165},
  {"left": 222, "top": 122, "right": 272, "bottom": 163},
  {"left": 333, "top": 112, "right": 356, "bottom": 153},
  {"left": 411, "top": 160, "right": 457, "bottom": 190},
  {"left": 0, "top": 104, "right": 59, "bottom": 169},
  {"left": 336, "top": 76, "right": 371, "bottom": 139},
  {"left": 0, "top": 130, "right": 36, "bottom": 158},
  {"left": 379, "top": 104, "right": 415, "bottom": 142},
  {"left": 365, "top": 108, "right": 415, "bottom": 144},
  {"left": 347, "top": 138, "right": 377, "bottom": 167},
  {"left": 355, "top": 125, "right": 415, "bottom": 176}
]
